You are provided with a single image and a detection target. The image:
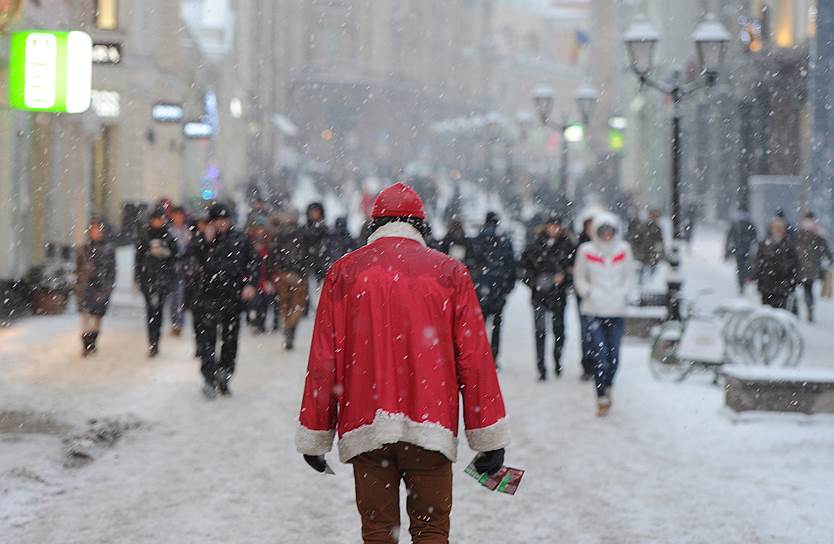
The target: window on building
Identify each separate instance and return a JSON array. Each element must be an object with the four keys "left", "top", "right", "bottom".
[{"left": 96, "top": 0, "right": 118, "bottom": 30}]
